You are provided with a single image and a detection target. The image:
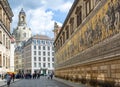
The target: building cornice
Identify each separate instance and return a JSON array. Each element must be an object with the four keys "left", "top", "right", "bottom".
[
  {"left": 0, "top": 21, "right": 11, "bottom": 38},
  {"left": 54, "top": 0, "right": 78, "bottom": 43},
  {"left": 0, "top": 0, "right": 14, "bottom": 22}
]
